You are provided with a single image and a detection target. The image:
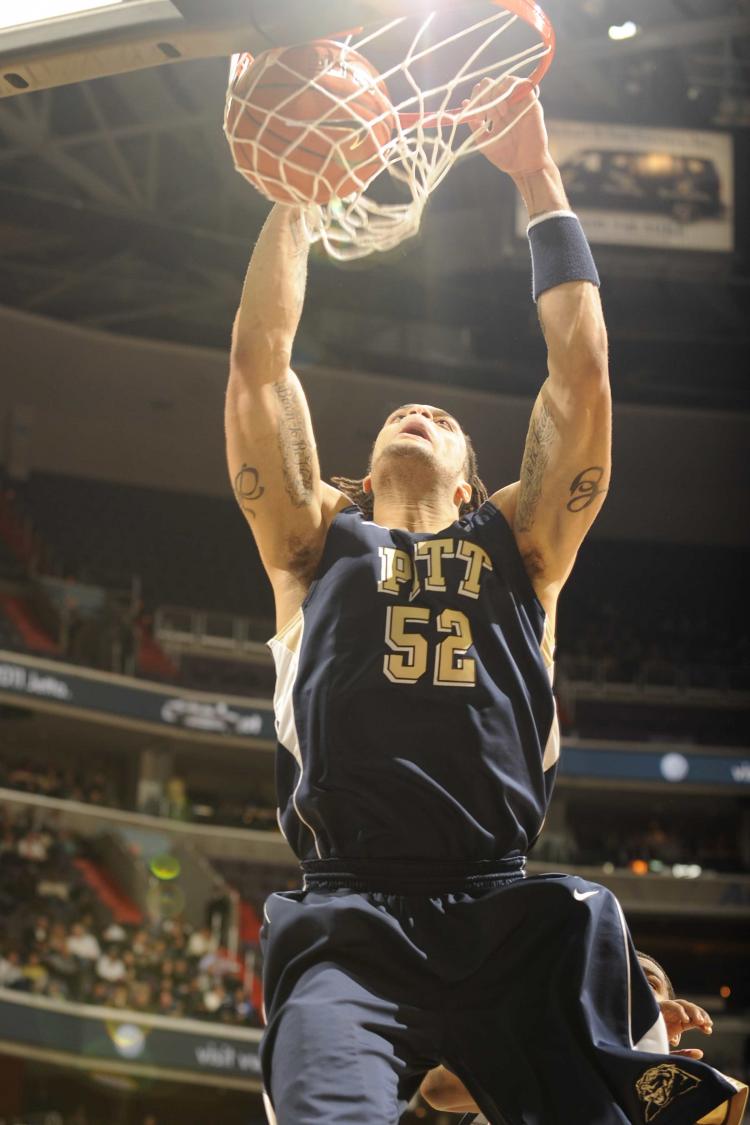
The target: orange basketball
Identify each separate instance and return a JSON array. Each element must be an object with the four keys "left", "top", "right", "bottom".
[{"left": 226, "top": 41, "right": 394, "bottom": 205}]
